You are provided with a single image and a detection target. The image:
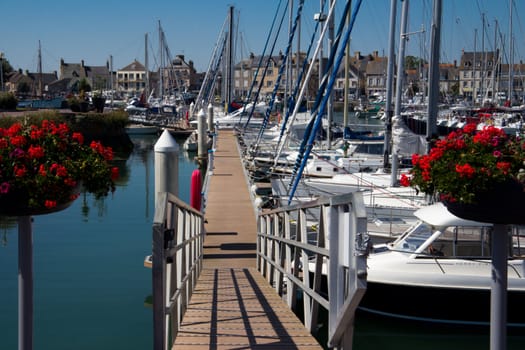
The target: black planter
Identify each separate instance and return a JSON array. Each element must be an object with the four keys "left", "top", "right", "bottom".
[
  {"left": 0, "top": 187, "right": 79, "bottom": 216},
  {"left": 92, "top": 97, "right": 106, "bottom": 113},
  {"left": 79, "top": 101, "right": 90, "bottom": 112},
  {"left": 444, "top": 180, "right": 525, "bottom": 224}
]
